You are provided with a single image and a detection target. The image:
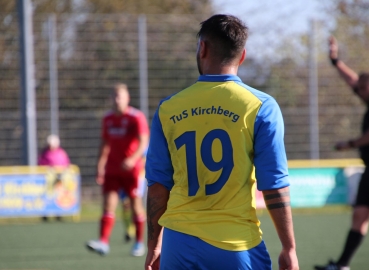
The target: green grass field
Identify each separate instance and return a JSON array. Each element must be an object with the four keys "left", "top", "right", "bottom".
[{"left": 1, "top": 207, "right": 369, "bottom": 270}]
